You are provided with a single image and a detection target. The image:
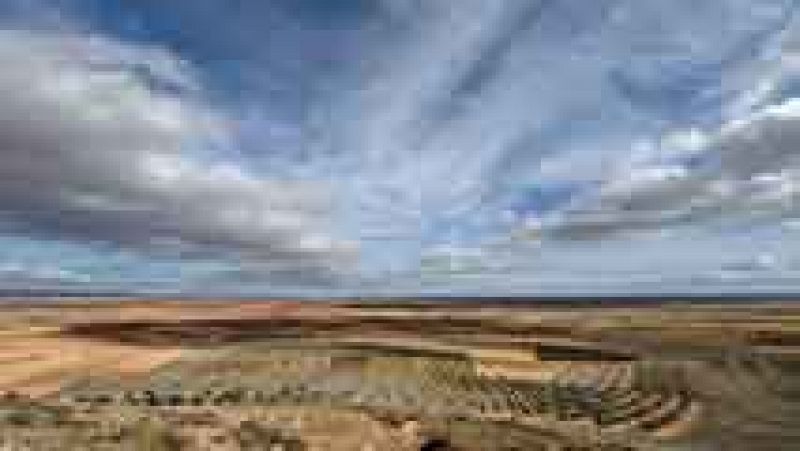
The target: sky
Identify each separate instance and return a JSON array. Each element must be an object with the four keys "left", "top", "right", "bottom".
[{"left": 0, "top": 0, "right": 799, "bottom": 297}]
